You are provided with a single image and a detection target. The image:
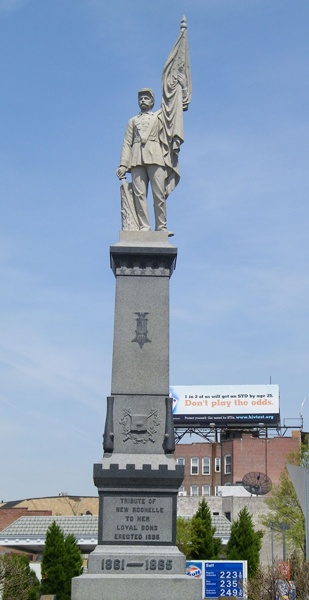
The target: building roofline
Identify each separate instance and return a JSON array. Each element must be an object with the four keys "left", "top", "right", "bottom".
[{"left": 0, "top": 496, "right": 97, "bottom": 508}]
